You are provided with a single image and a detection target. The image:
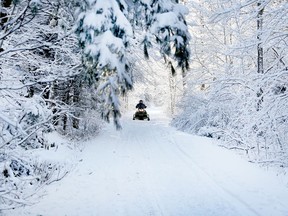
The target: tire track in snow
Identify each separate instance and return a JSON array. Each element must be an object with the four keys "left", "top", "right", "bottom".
[
  {"left": 119, "top": 121, "right": 166, "bottom": 216},
  {"left": 123, "top": 117, "right": 242, "bottom": 215},
  {"left": 167, "top": 133, "right": 261, "bottom": 216}
]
